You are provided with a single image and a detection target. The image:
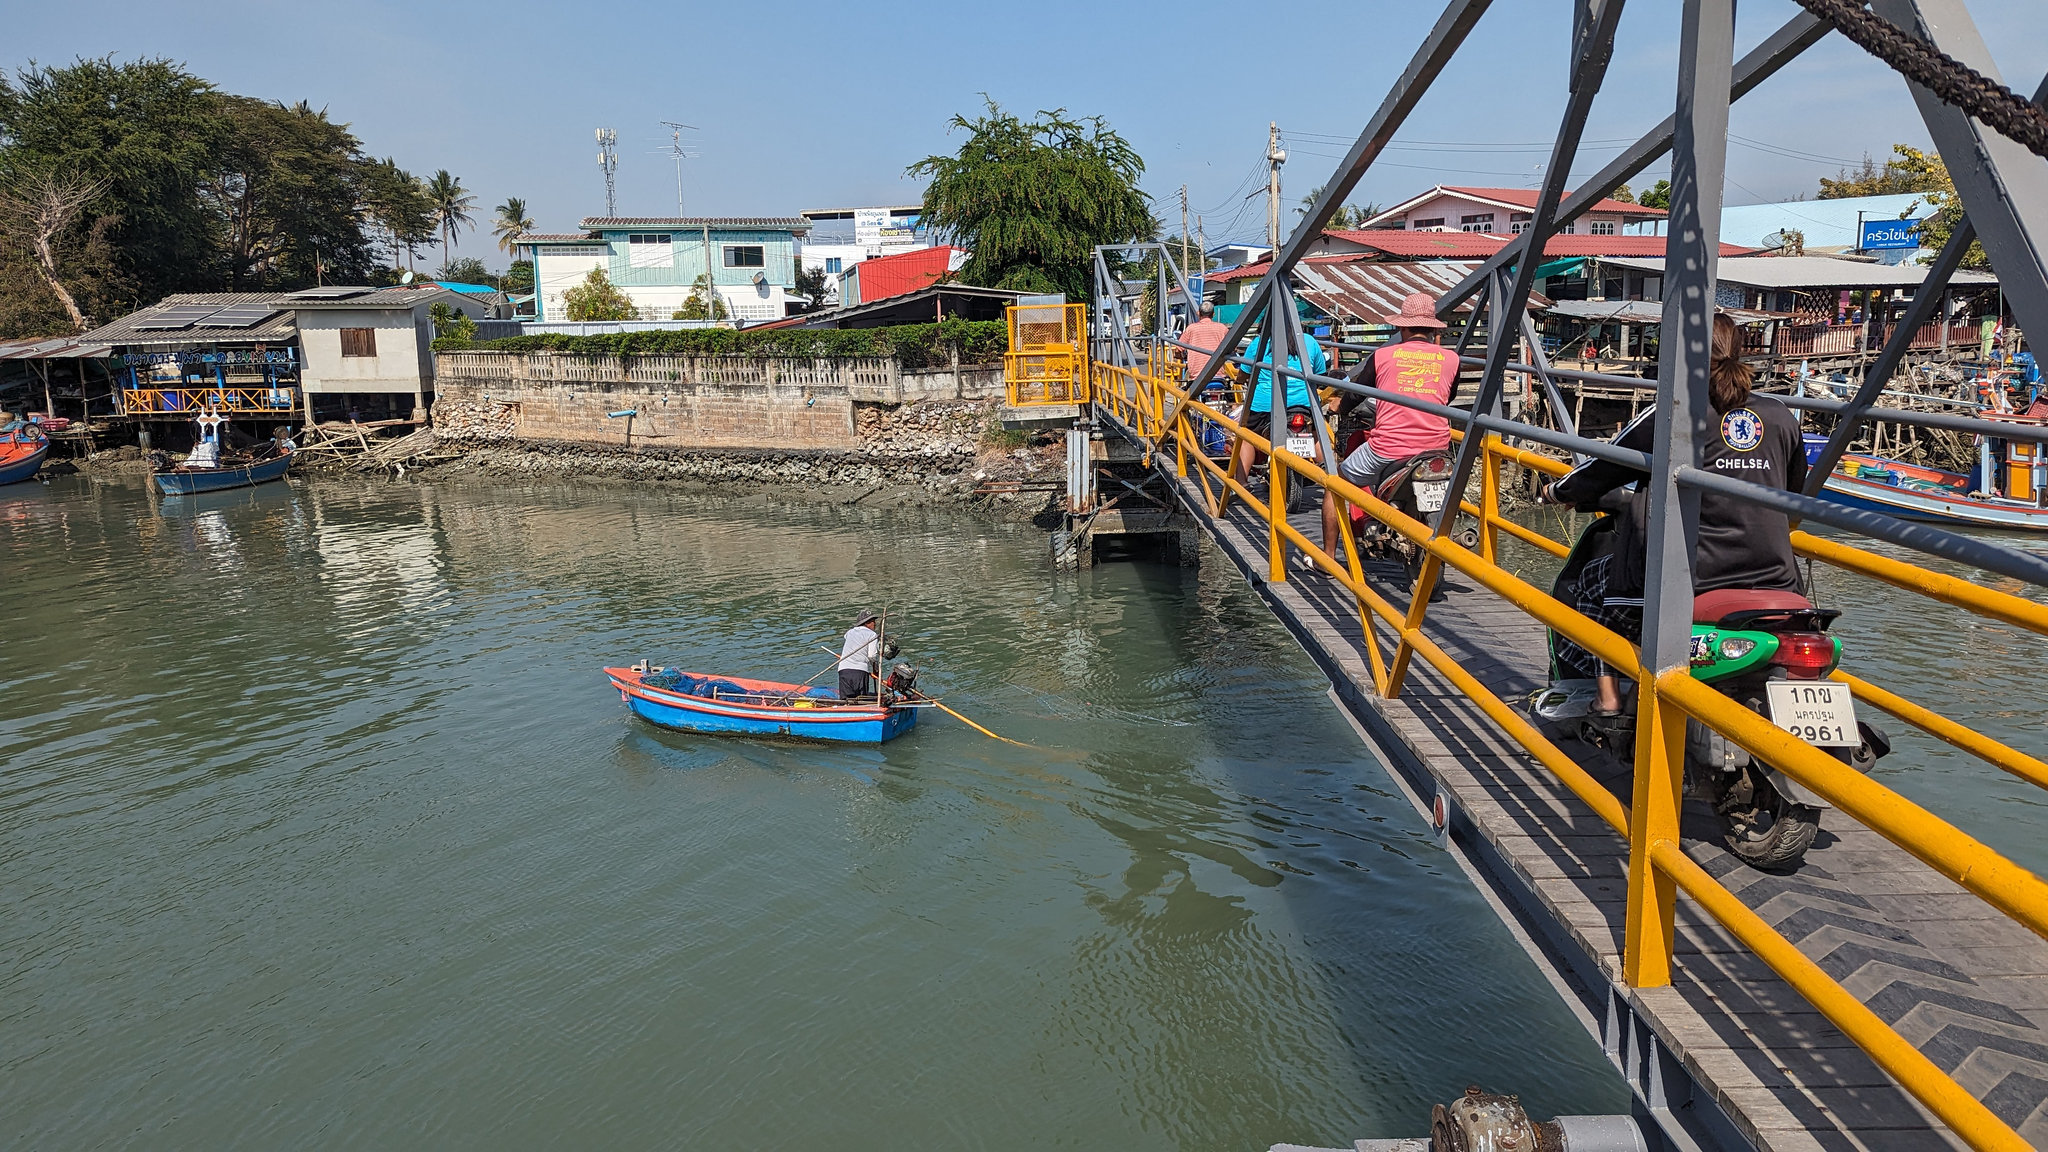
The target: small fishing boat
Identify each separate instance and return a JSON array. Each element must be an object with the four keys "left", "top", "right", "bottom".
[
  {"left": 1808, "top": 437, "right": 2048, "bottom": 531},
  {"left": 0, "top": 421, "right": 51, "bottom": 485},
  {"left": 603, "top": 665, "right": 919, "bottom": 744},
  {"left": 153, "top": 452, "right": 293, "bottom": 496},
  {"left": 151, "top": 408, "right": 294, "bottom": 496}
]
